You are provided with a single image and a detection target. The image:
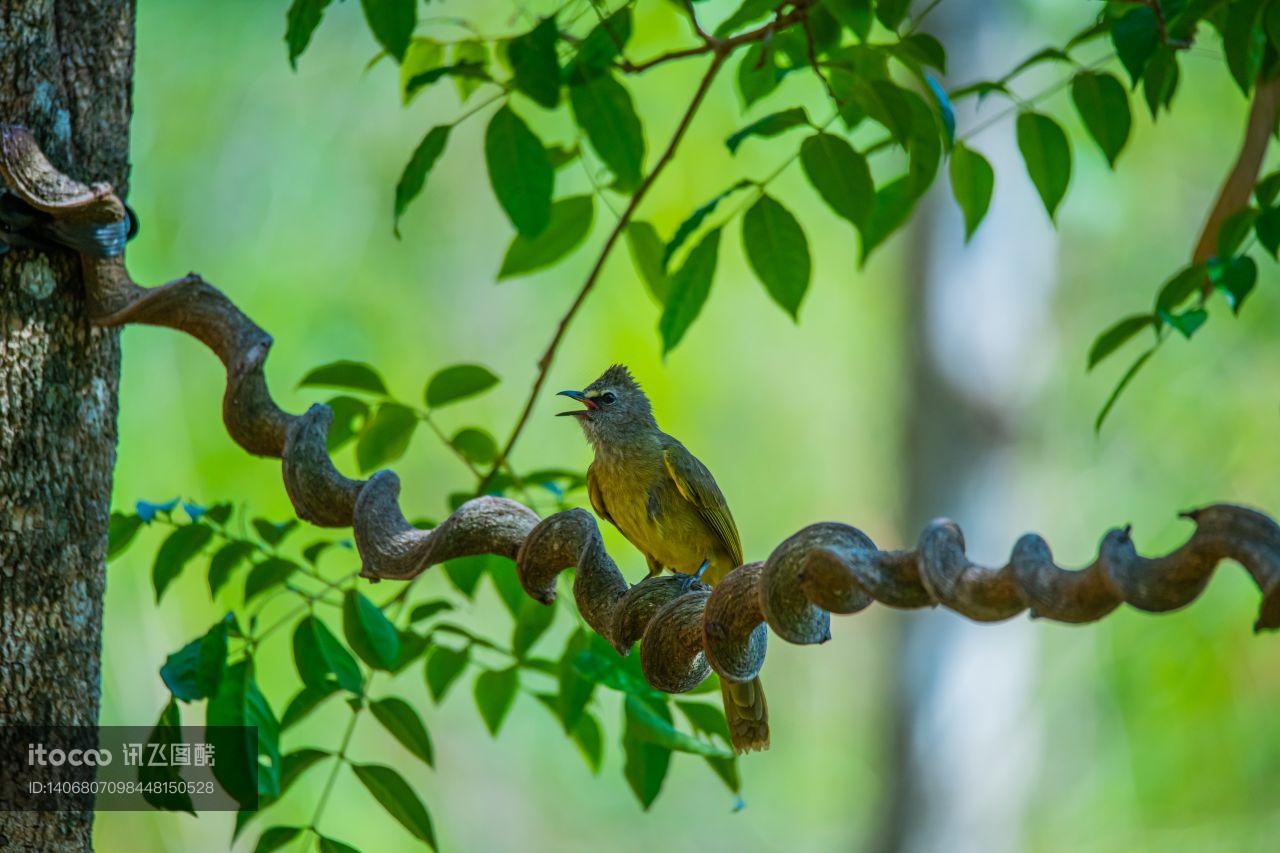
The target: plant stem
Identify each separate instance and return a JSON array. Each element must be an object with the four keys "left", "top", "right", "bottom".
[{"left": 476, "top": 49, "right": 730, "bottom": 494}]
